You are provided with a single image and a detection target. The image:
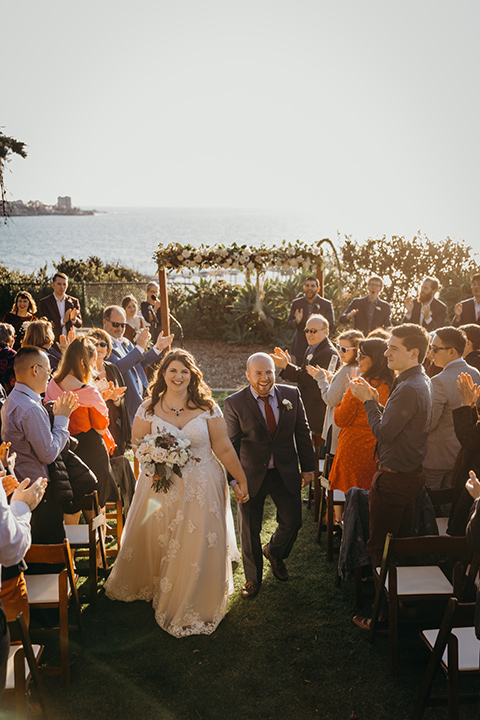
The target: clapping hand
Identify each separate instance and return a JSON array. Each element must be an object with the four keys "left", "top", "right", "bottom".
[
  {"left": 136, "top": 327, "right": 150, "bottom": 350},
  {"left": 454, "top": 302, "right": 463, "bottom": 320},
  {"left": 294, "top": 308, "right": 303, "bottom": 324},
  {"left": 466, "top": 470, "right": 480, "bottom": 500},
  {"left": 457, "top": 372, "right": 480, "bottom": 407},
  {"left": 306, "top": 364, "right": 324, "bottom": 380},
  {"left": 57, "top": 328, "right": 76, "bottom": 353},
  {"left": 270, "top": 347, "right": 290, "bottom": 369},
  {"left": 404, "top": 296, "right": 414, "bottom": 313},
  {"left": 350, "top": 376, "right": 379, "bottom": 404},
  {"left": 12, "top": 477, "right": 48, "bottom": 511},
  {"left": 1, "top": 468, "right": 19, "bottom": 497},
  {"left": 53, "top": 391, "right": 79, "bottom": 417}
]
